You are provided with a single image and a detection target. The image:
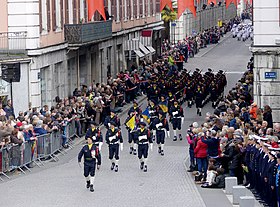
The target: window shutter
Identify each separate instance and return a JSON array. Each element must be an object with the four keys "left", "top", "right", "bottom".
[
  {"left": 156, "top": 0, "right": 160, "bottom": 13},
  {"left": 52, "top": 0, "right": 56, "bottom": 31},
  {"left": 65, "top": 0, "right": 69, "bottom": 24},
  {"left": 119, "top": 0, "right": 123, "bottom": 21},
  {"left": 39, "top": 0, "right": 42, "bottom": 33},
  {"left": 83, "top": 0, "right": 87, "bottom": 22},
  {"left": 111, "top": 0, "right": 116, "bottom": 20},
  {"left": 47, "top": 0, "right": 51, "bottom": 31},
  {"left": 139, "top": 0, "right": 143, "bottom": 17},
  {"left": 127, "top": 0, "right": 131, "bottom": 19},
  {"left": 73, "top": 0, "right": 77, "bottom": 24},
  {"left": 133, "top": 0, "right": 137, "bottom": 18},
  {"left": 60, "top": 0, "right": 64, "bottom": 26},
  {"left": 77, "top": 0, "right": 80, "bottom": 23}
]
